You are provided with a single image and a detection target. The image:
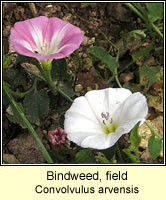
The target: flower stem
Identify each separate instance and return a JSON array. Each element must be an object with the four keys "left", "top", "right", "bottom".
[
  {"left": 114, "top": 48, "right": 123, "bottom": 88},
  {"left": 46, "top": 69, "right": 58, "bottom": 96},
  {"left": 124, "top": 3, "right": 163, "bottom": 38},
  {"left": 4, "top": 79, "right": 37, "bottom": 99},
  {"left": 145, "top": 121, "right": 162, "bottom": 139},
  {"left": 74, "top": 50, "right": 82, "bottom": 67},
  {"left": 24, "top": 67, "right": 46, "bottom": 81},
  {"left": 3, "top": 84, "right": 54, "bottom": 164},
  {"left": 124, "top": 3, "right": 145, "bottom": 20},
  {"left": 40, "top": 60, "right": 74, "bottom": 102},
  {"left": 115, "top": 73, "right": 123, "bottom": 88},
  {"left": 58, "top": 87, "right": 74, "bottom": 103},
  {"left": 115, "top": 143, "right": 124, "bottom": 163}
]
